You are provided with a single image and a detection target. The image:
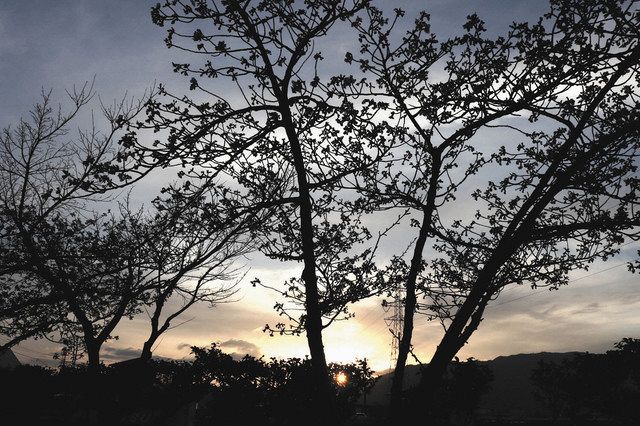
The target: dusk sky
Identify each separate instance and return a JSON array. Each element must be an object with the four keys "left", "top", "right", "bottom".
[{"left": 1, "top": 0, "right": 638, "bottom": 372}]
